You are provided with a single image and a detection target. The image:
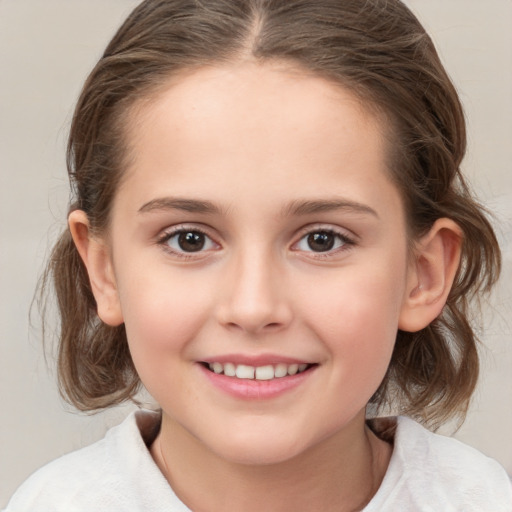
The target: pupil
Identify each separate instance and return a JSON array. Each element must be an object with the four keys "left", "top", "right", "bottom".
[
  {"left": 308, "top": 232, "right": 334, "bottom": 252},
  {"left": 178, "top": 232, "right": 205, "bottom": 252}
]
